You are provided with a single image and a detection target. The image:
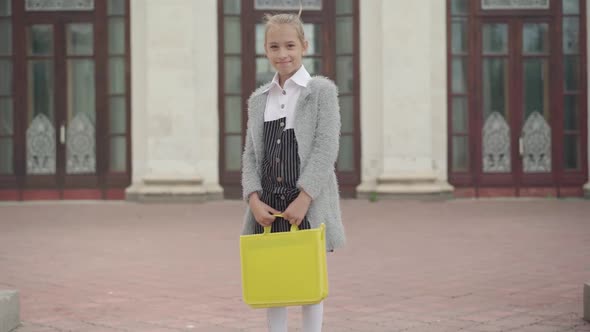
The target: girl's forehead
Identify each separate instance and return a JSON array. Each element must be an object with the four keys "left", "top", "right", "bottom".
[{"left": 266, "top": 24, "right": 299, "bottom": 38}]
